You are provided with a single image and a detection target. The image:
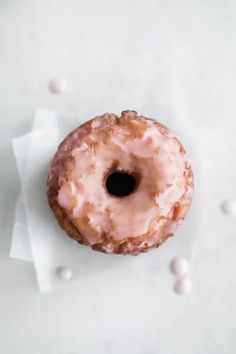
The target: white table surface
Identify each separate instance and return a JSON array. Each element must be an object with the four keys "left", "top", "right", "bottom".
[{"left": 0, "top": 1, "right": 236, "bottom": 353}]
